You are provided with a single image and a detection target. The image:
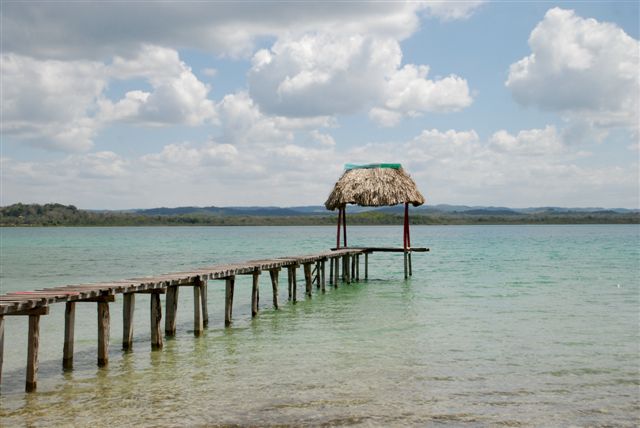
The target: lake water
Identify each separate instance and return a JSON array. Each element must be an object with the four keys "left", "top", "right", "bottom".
[{"left": 0, "top": 225, "right": 638, "bottom": 426}]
